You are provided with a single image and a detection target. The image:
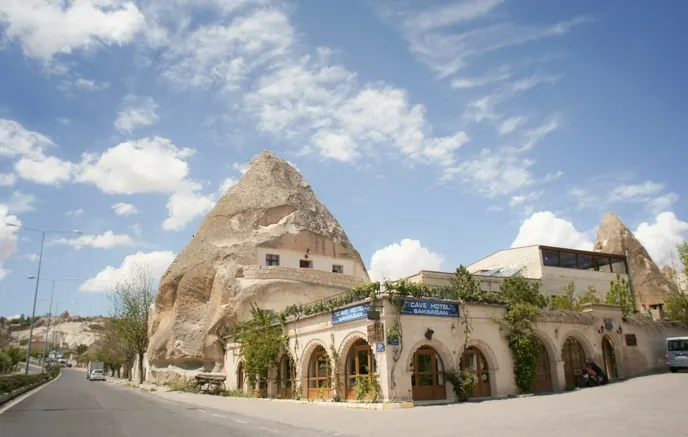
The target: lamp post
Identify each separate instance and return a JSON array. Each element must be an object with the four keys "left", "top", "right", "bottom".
[
  {"left": 5, "top": 223, "right": 81, "bottom": 375},
  {"left": 33, "top": 278, "right": 78, "bottom": 370}
]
